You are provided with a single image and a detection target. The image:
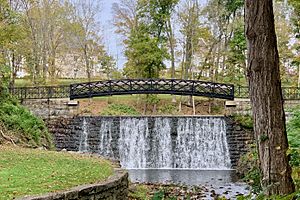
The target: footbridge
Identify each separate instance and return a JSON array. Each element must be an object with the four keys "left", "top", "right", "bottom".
[
  {"left": 9, "top": 79, "right": 300, "bottom": 101},
  {"left": 10, "top": 79, "right": 235, "bottom": 100}
]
